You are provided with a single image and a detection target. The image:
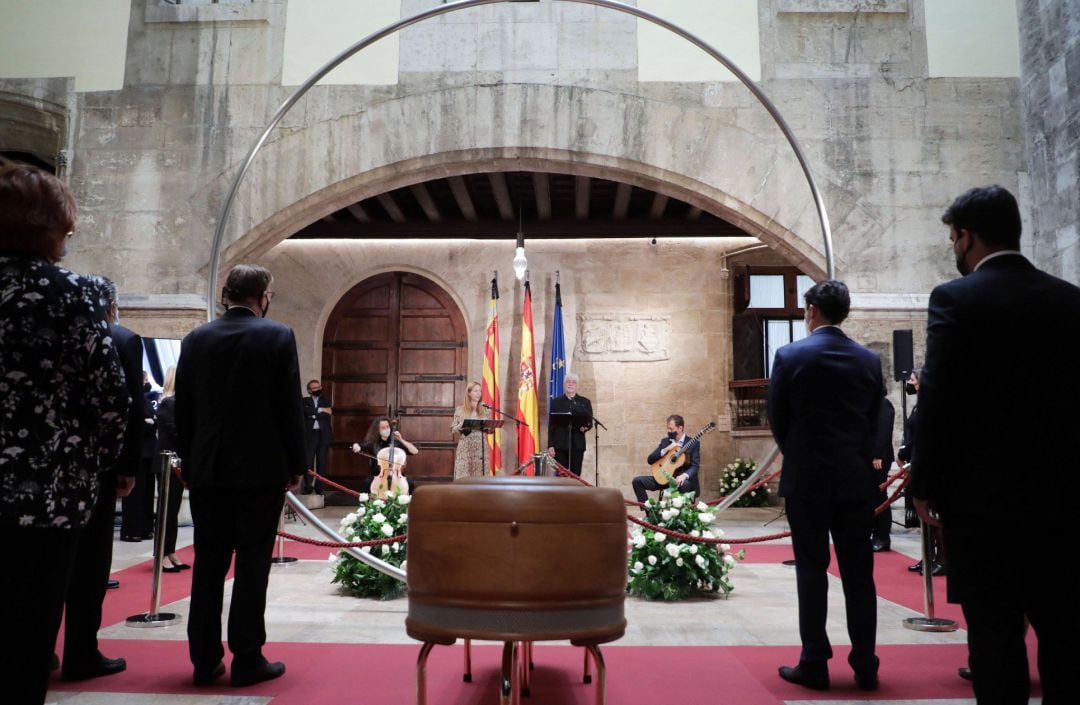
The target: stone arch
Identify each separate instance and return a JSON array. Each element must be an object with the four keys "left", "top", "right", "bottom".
[{"left": 205, "top": 83, "right": 828, "bottom": 280}]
